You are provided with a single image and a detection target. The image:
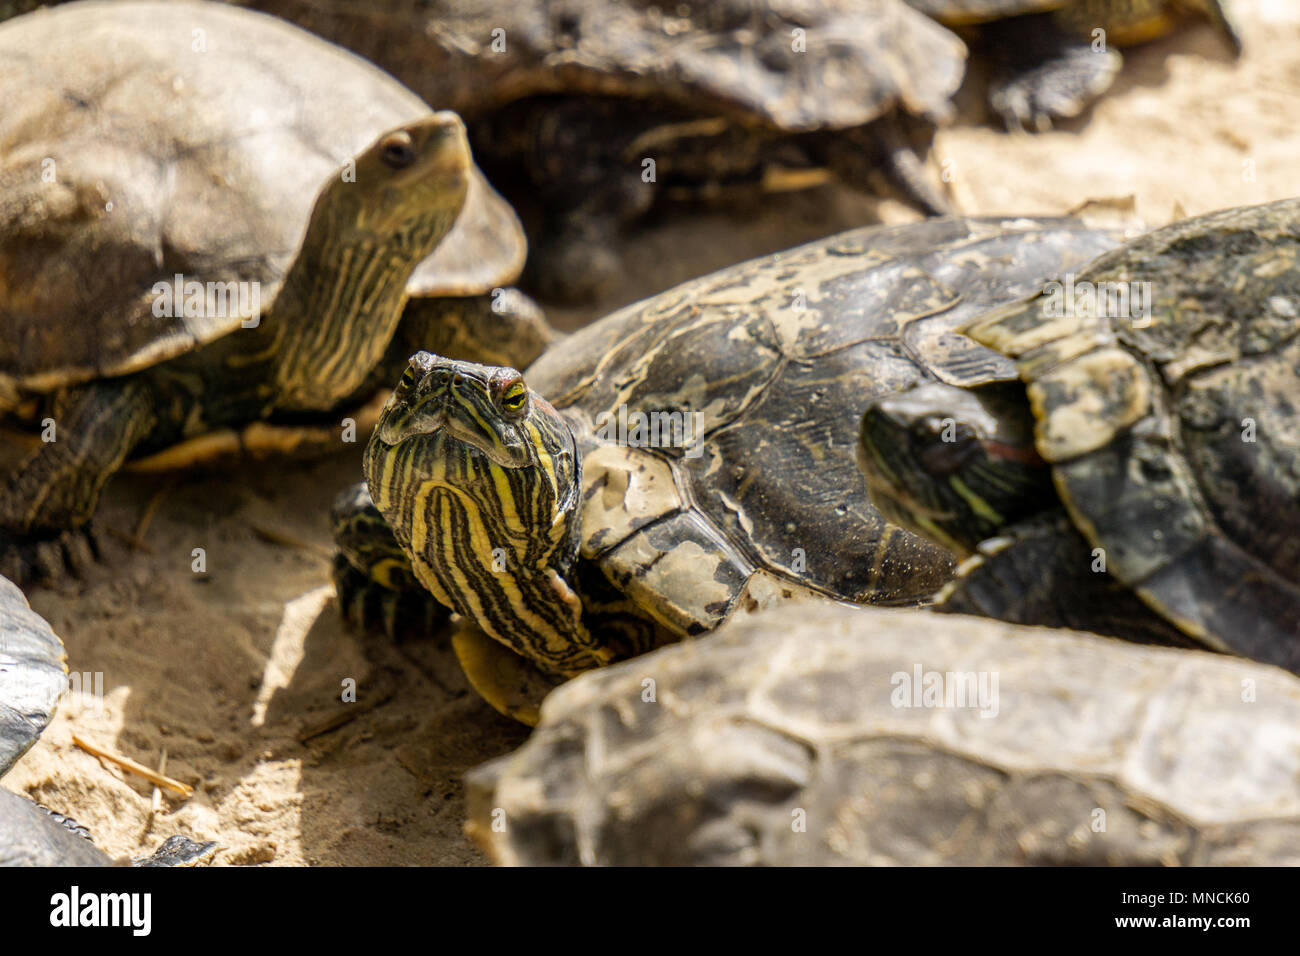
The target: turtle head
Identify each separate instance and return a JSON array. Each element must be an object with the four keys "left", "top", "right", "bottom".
[
  {"left": 273, "top": 115, "right": 471, "bottom": 411},
  {"left": 364, "top": 353, "right": 602, "bottom": 676},
  {"left": 319, "top": 112, "right": 471, "bottom": 244},
  {"left": 857, "top": 381, "right": 1057, "bottom": 558},
  {"left": 370, "top": 351, "right": 579, "bottom": 505}
]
